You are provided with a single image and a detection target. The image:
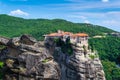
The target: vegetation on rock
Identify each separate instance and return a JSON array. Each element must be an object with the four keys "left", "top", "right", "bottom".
[
  {"left": 89, "top": 54, "right": 98, "bottom": 60},
  {"left": 55, "top": 38, "right": 73, "bottom": 55},
  {"left": 0, "top": 45, "right": 6, "bottom": 50},
  {"left": 0, "top": 62, "right": 3, "bottom": 68},
  {"left": 0, "top": 62, "right": 3, "bottom": 79},
  {"left": 42, "top": 59, "right": 49, "bottom": 63}
]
